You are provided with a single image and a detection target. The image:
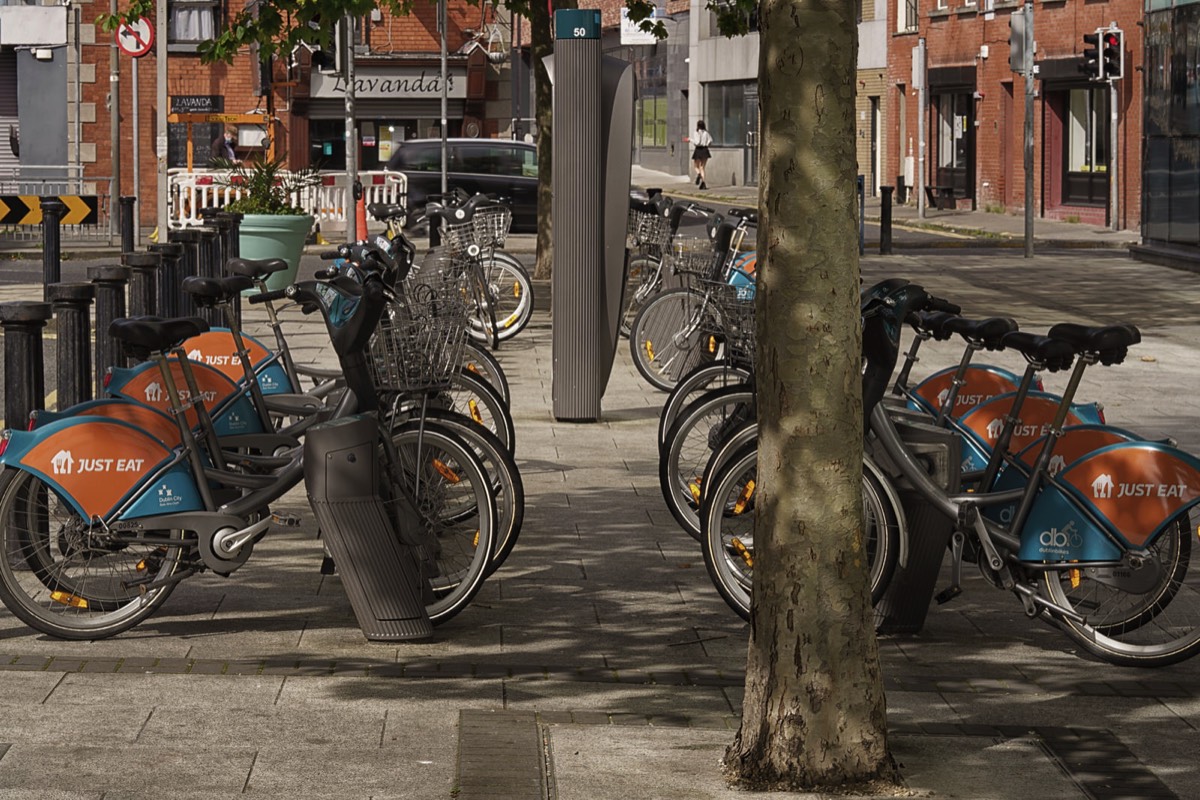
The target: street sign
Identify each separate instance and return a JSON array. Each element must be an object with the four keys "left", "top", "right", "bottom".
[
  {"left": 0, "top": 196, "right": 99, "bottom": 225},
  {"left": 115, "top": 18, "right": 154, "bottom": 58}
]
